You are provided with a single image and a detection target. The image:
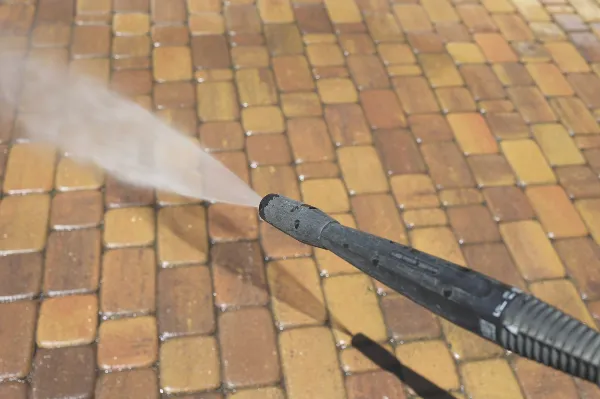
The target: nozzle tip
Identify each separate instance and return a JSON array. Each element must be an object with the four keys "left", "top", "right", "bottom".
[
  {"left": 259, "top": 193, "right": 279, "bottom": 221},
  {"left": 258, "top": 193, "right": 336, "bottom": 249}
]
